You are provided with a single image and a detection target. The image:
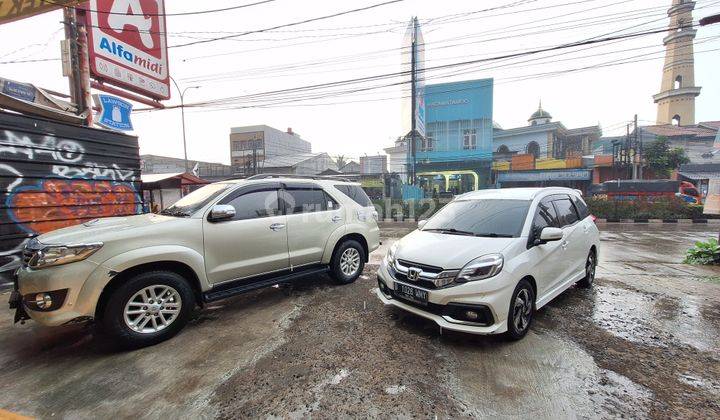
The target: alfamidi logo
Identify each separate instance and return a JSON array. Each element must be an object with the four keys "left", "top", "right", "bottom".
[{"left": 98, "top": 37, "right": 164, "bottom": 76}]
